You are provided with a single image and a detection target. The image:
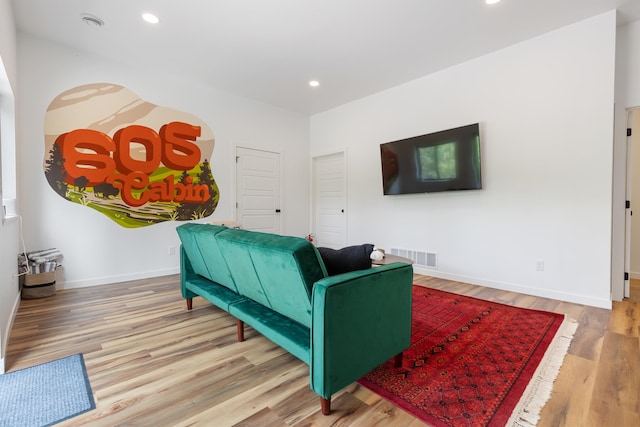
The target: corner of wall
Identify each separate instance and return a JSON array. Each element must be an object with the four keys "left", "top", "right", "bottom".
[{"left": 0, "top": 218, "right": 22, "bottom": 373}]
